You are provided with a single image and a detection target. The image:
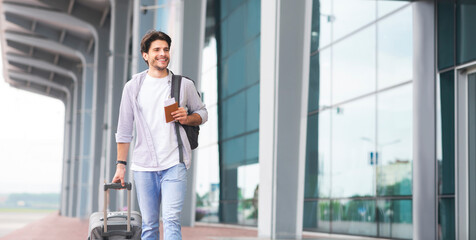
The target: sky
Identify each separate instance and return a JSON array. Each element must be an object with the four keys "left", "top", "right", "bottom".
[{"left": 0, "top": 45, "right": 64, "bottom": 194}]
